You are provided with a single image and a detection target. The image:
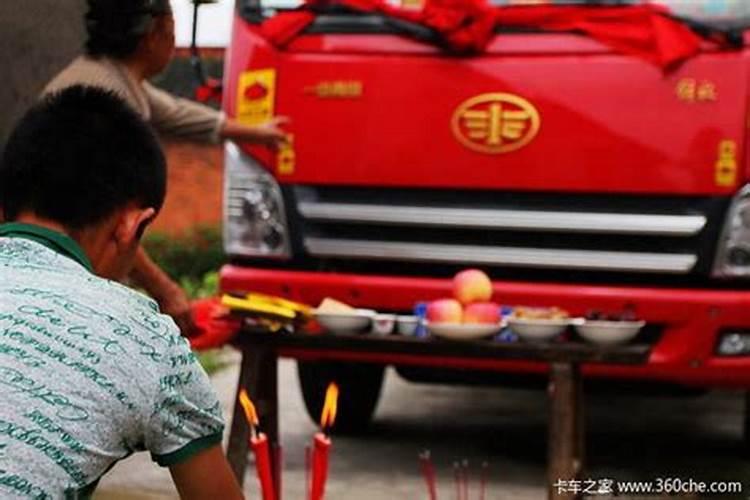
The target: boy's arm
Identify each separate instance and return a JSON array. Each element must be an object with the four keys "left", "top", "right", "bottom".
[
  {"left": 169, "top": 445, "right": 244, "bottom": 500},
  {"left": 129, "top": 245, "right": 196, "bottom": 336}
]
